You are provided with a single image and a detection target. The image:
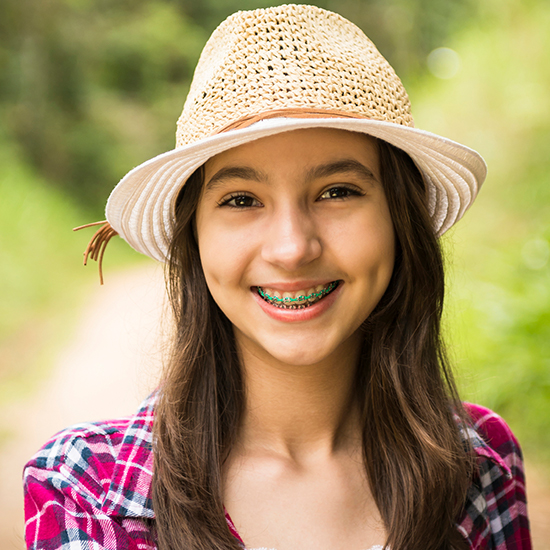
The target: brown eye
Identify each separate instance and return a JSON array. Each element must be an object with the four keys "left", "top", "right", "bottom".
[
  {"left": 318, "top": 186, "right": 363, "bottom": 200},
  {"left": 218, "top": 194, "right": 262, "bottom": 208}
]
